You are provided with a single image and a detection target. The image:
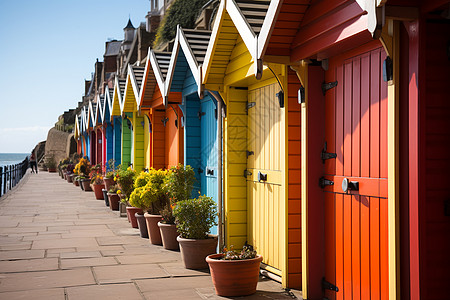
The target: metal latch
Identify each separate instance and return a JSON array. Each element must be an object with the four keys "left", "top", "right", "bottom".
[
  {"left": 244, "top": 169, "right": 252, "bottom": 178},
  {"left": 321, "top": 142, "right": 337, "bottom": 163},
  {"left": 319, "top": 177, "right": 334, "bottom": 189},
  {"left": 246, "top": 150, "right": 254, "bottom": 158},
  {"left": 246, "top": 102, "right": 256, "bottom": 113},
  {"left": 258, "top": 171, "right": 267, "bottom": 182},
  {"left": 206, "top": 168, "right": 214, "bottom": 176},
  {"left": 197, "top": 168, "right": 203, "bottom": 174},
  {"left": 322, "top": 278, "right": 339, "bottom": 292},
  {"left": 198, "top": 110, "right": 206, "bottom": 119},
  {"left": 322, "top": 81, "right": 338, "bottom": 95}
]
